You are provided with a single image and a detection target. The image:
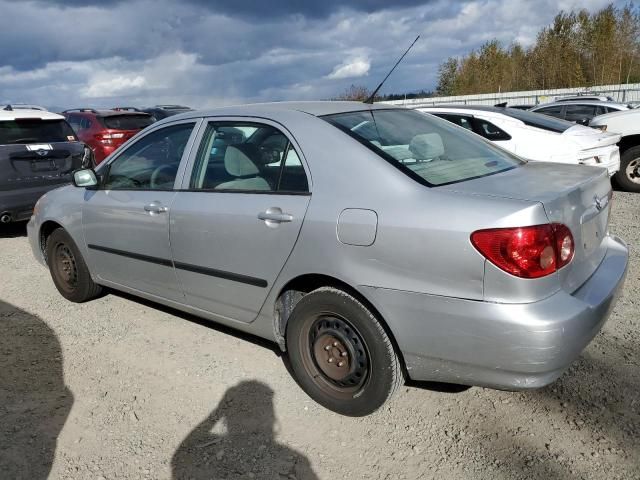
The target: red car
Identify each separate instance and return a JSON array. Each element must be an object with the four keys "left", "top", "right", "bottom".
[{"left": 63, "top": 109, "right": 154, "bottom": 163}]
